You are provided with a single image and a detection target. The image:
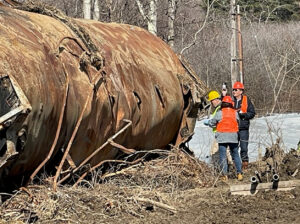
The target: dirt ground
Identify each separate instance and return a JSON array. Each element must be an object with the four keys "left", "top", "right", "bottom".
[{"left": 1, "top": 147, "right": 300, "bottom": 224}]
